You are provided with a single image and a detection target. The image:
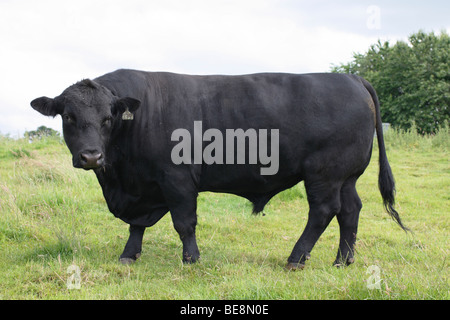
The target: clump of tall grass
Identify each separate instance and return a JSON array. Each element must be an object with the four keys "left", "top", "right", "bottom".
[
  {"left": 383, "top": 121, "right": 449, "bottom": 150},
  {"left": 0, "top": 135, "right": 100, "bottom": 246}
]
